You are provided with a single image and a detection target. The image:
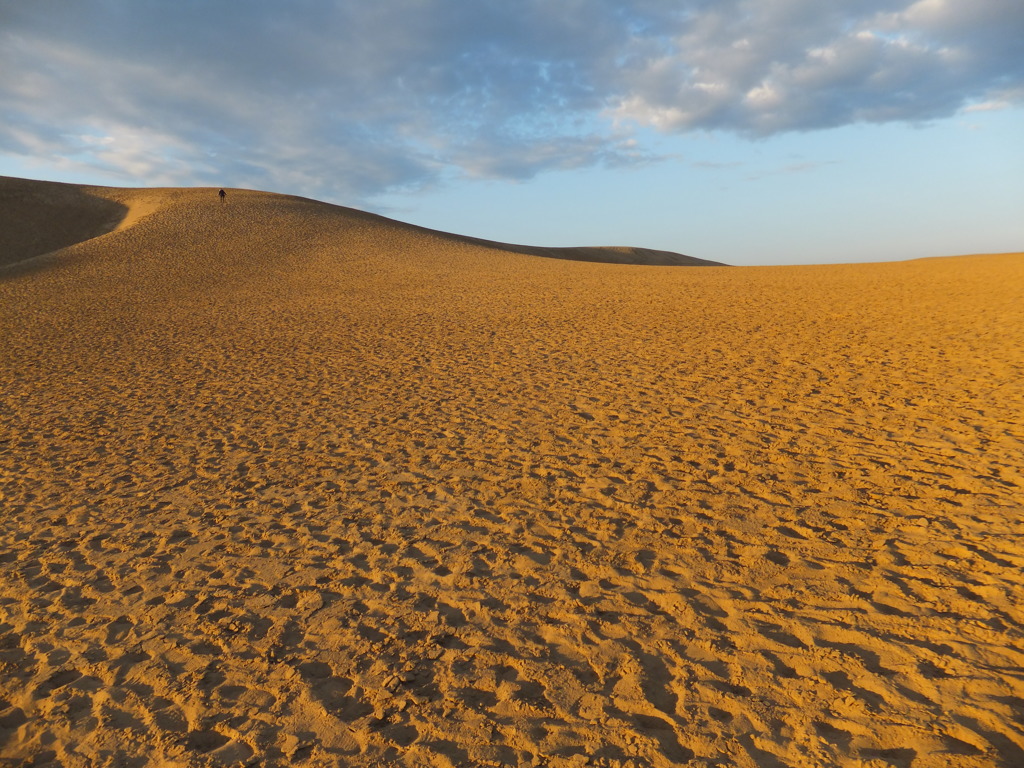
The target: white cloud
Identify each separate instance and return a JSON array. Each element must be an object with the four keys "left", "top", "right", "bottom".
[{"left": 961, "top": 99, "right": 1010, "bottom": 113}]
